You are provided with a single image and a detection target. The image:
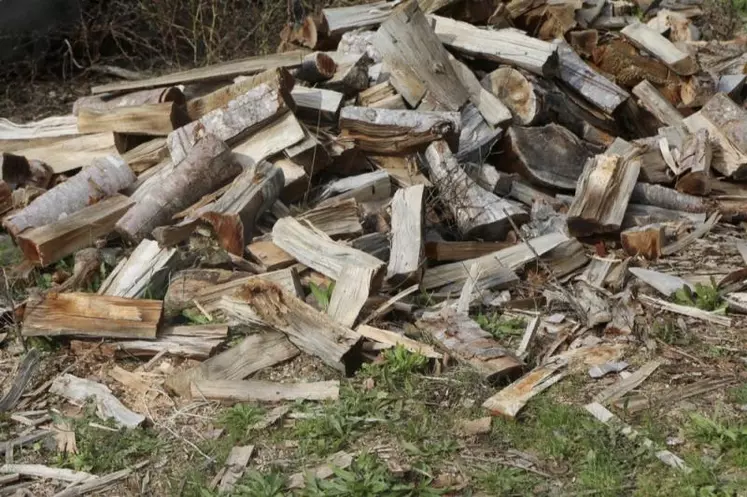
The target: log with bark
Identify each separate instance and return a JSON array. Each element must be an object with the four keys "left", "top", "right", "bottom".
[
  {"left": 294, "top": 52, "right": 338, "bottom": 83},
  {"left": 116, "top": 134, "right": 241, "bottom": 243},
  {"left": 339, "top": 107, "right": 461, "bottom": 154},
  {"left": 425, "top": 140, "right": 528, "bottom": 241},
  {"left": 22, "top": 293, "right": 162, "bottom": 339},
  {"left": 3, "top": 156, "right": 135, "bottom": 237},
  {"left": 386, "top": 185, "right": 425, "bottom": 285},
  {"left": 16, "top": 194, "right": 134, "bottom": 267}
]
